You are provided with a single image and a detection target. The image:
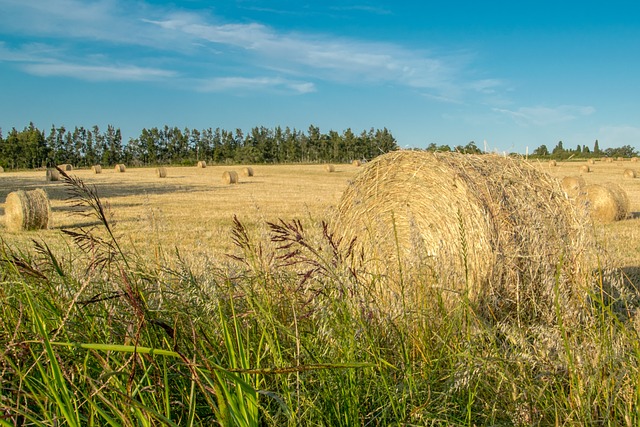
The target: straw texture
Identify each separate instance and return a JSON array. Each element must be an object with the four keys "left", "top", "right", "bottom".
[{"left": 4, "top": 189, "right": 51, "bottom": 231}]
